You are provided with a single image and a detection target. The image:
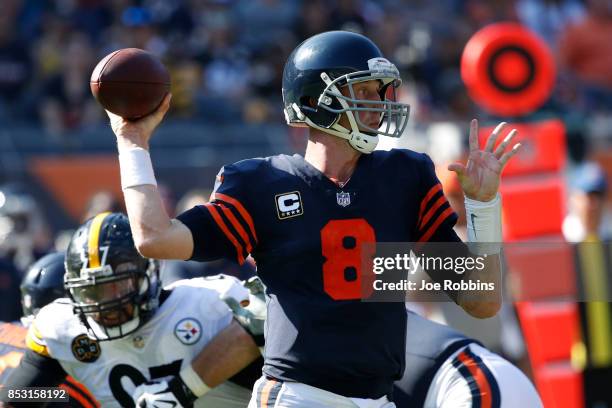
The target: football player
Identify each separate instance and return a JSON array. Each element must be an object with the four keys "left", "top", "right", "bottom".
[
  {"left": 107, "top": 31, "right": 520, "bottom": 407},
  {"left": 1, "top": 252, "right": 98, "bottom": 408},
  {"left": 394, "top": 310, "right": 542, "bottom": 407},
  {"left": 3, "top": 213, "right": 263, "bottom": 408}
]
